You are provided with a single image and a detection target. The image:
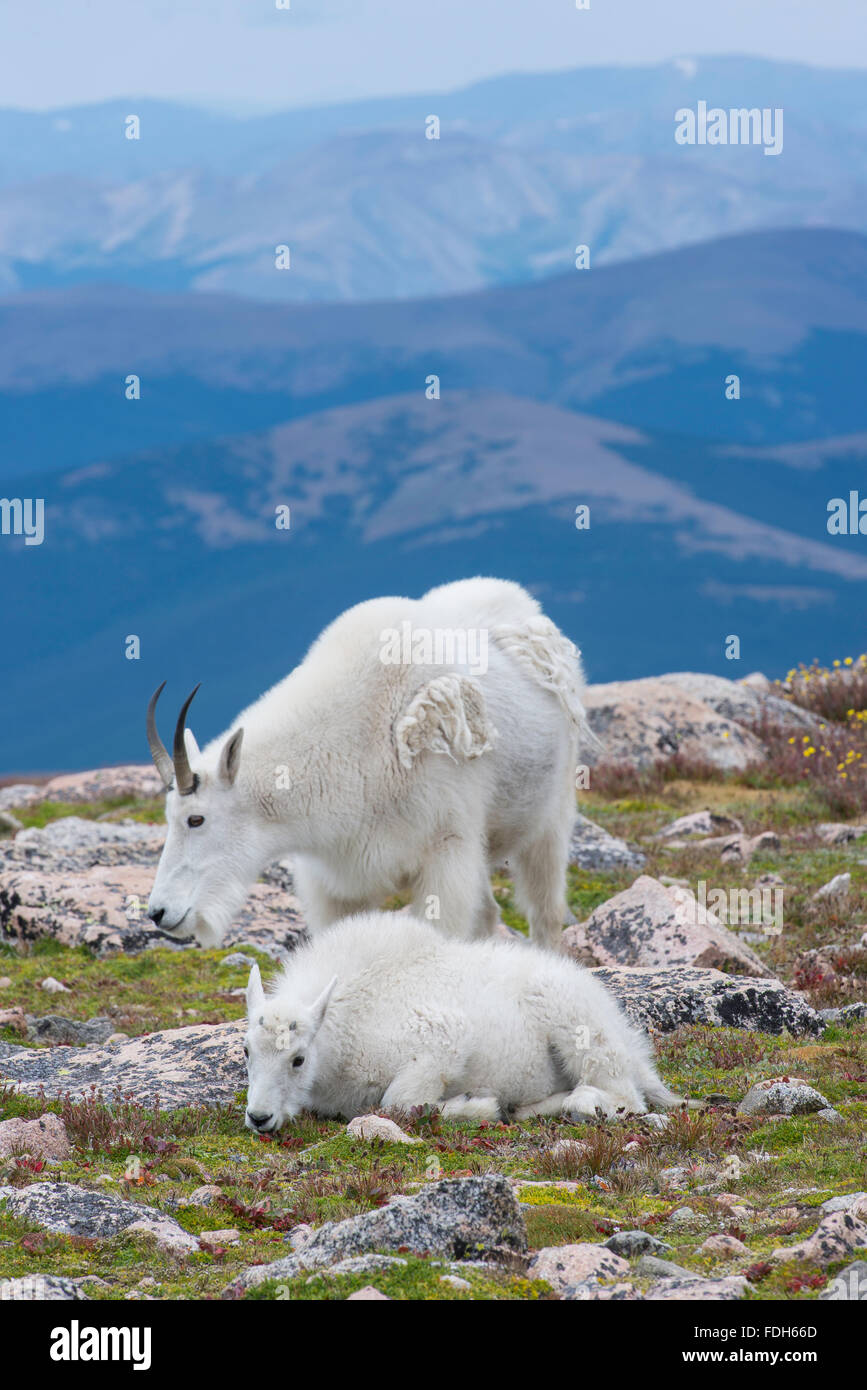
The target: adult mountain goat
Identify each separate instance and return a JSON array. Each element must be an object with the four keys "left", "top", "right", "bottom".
[
  {"left": 146, "top": 578, "right": 589, "bottom": 949},
  {"left": 243, "top": 913, "right": 679, "bottom": 1129}
]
